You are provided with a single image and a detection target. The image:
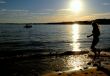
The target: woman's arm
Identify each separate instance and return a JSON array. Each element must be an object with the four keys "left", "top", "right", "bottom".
[{"left": 87, "top": 34, "right": 93, "bottom": 37}]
